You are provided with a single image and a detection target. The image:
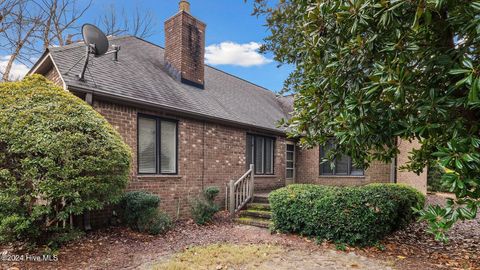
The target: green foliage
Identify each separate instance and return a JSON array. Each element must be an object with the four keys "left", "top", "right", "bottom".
[
  {"left": 427, "top": 165, "right": 450, "bottom": 193},
  {"left": 0, "top": 75, "right": 131, "bottom": 244},
  {"left": 269, "top": 184, "right": 425, "bottom": 246},
  {"left": 46, "top": 228, "right": 85, "bottom": 251},
  {"left": 190, "top": 186, "right": 220, "bottom": 225},
  {"left": 119, "top": 191, "right": 160, "bottom": 228},
  {"left": 137, "top": 211, "right": 172, "bottom": 235},
  {"left": 119, "top": 191, "right": 171, "bottom": 235},
  {"left": 251, "top": 0, "right": 480, "bottom": 239}
]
